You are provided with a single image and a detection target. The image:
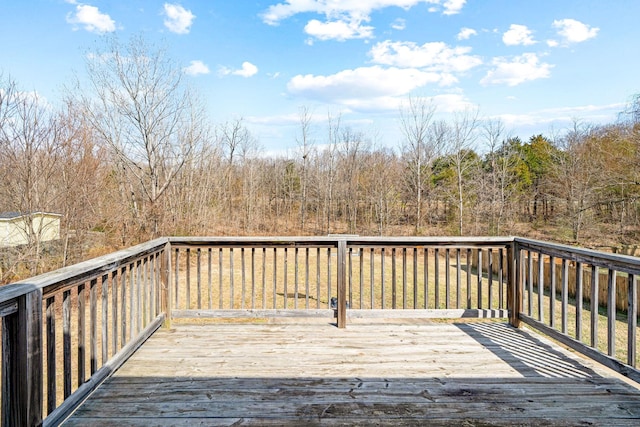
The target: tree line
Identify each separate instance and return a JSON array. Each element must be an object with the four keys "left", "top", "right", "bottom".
[{"left": 1, "top": 36, "right": 639, "bottom": 281}]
